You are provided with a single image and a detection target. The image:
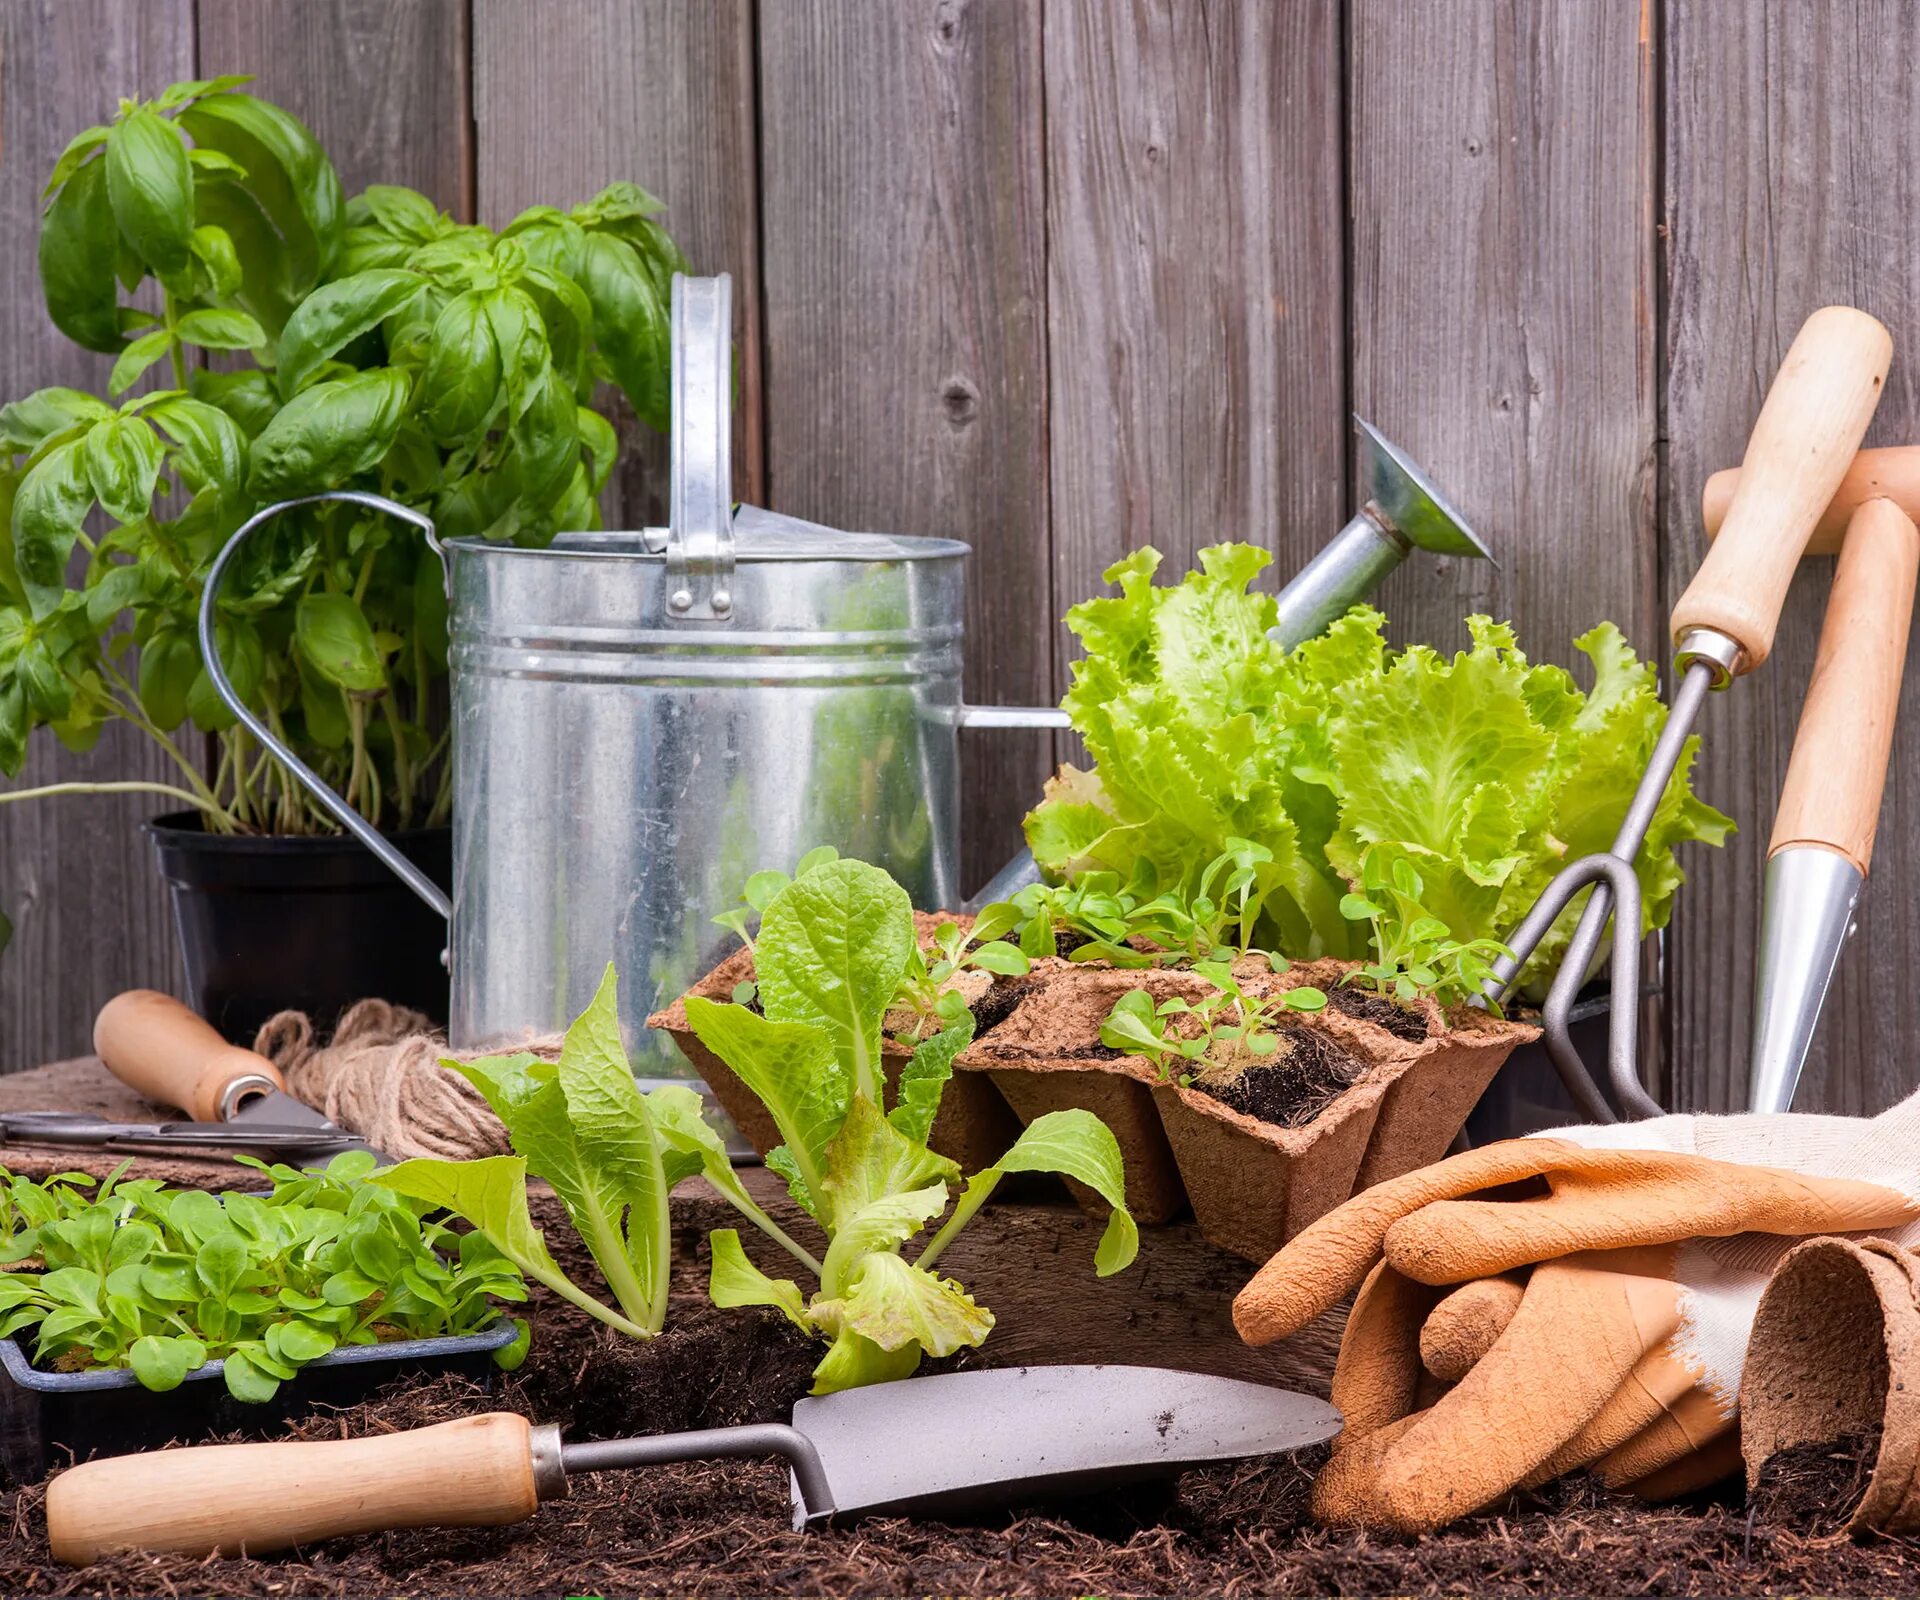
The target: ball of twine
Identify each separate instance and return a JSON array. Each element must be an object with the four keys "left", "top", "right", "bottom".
[{"left": 251, "top": 1000, "right": 565, "bottom": 1163}]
